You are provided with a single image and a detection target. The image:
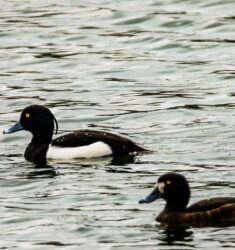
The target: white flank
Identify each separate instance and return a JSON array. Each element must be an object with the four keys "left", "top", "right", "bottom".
[{"left": 46, "top": 141, "right": 113, "bottom": 159}]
